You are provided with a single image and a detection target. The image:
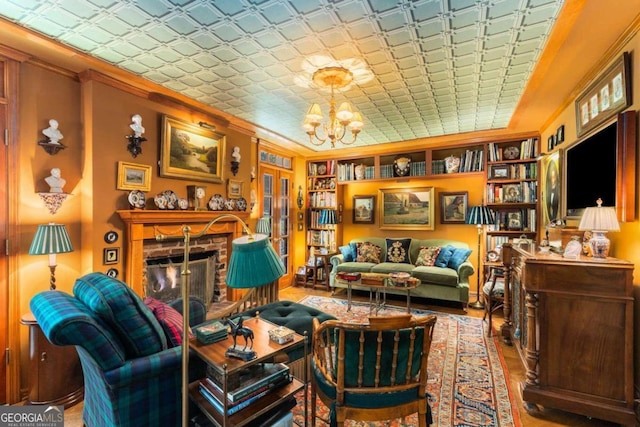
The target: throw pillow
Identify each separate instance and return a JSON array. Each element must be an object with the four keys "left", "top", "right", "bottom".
[
  {"left": 448, "top": 248, "right": 472, "bottom": 270},
  {"left": 144, "top": 297, "right": 190, "bottom": 347},
  {"left": 339, "top": 244, "right": 355, "bottom": 262},
  {"left": 415, "top": 246, "right": 442, "bottom": 266},
  {"left": 385, "top": 238, "right": 411, "bottom": 263},
  {"left": 434, "top": 245, "right": 455, "bottom": 268},
  {"left": 356, "top": 242, "right": 382, "bottom": 263}
]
